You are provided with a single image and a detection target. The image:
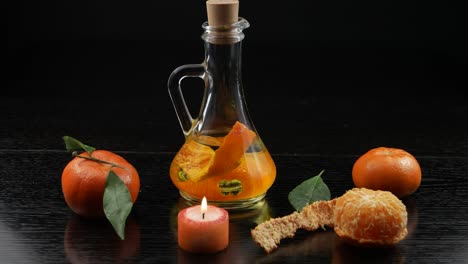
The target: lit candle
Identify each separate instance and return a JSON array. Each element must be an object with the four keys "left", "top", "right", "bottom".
[{"left": 177, "top": 197, "right": 229, "bottom": 254}]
